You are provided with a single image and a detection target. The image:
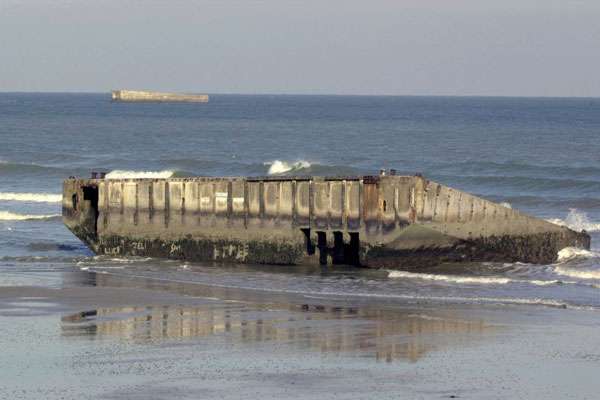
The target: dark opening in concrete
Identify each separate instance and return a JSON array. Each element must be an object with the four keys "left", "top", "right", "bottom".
[
  {"left": 333, "top": 231, "right": 345, "bottom": 264},
  {"left": 301, "top": 228, "right": 315, "bottom": 255},
  {"left": 72, "top": 193, "right": 78, "bottom": 211},
  {"left": 346, "top": 232, "right": 360, "bottom": 266},
  {"left": 82, "top": 186, "right": 99, "bottom": 237},
  {"left": 317, "top": 231, "right": 328, "bottom": 265}
]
